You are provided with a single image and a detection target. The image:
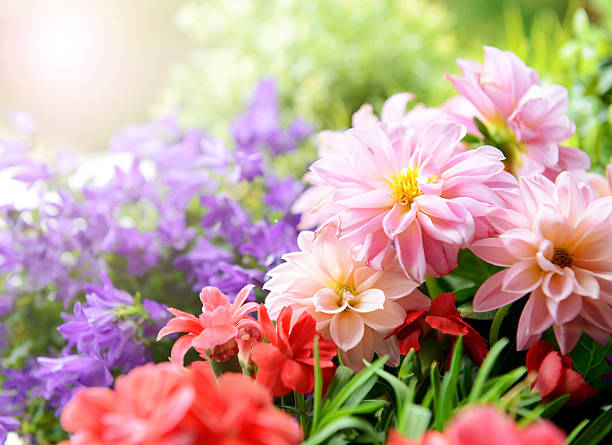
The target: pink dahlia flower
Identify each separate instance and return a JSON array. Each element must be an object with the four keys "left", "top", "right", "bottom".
[
  {"left": 445, "top": 46, "right": 587, "bottom": 177},
  {"left": 293, "top": 92, "right": 451, "bottom": 230},
  {"left": 470, "top": 172, "right": 612, "bottom": 353},
  {"left": 587, "top": 159, "right": 612, "bottom": 197},
  {"left": 157, "top": 284, "right": 262, "bottom": 364},
  {"left": 264, "top": 226, "right": 430, "bottom": 370},
  {"left": 309, "top": 118, "right": 513, "bottom": 282}
]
